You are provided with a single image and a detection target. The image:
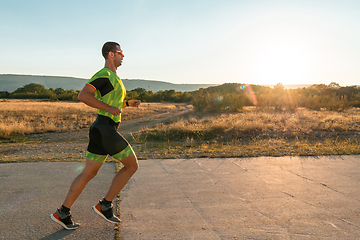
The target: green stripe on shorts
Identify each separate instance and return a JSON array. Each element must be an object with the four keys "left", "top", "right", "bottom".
[
  {"left": 86, "top": 151, "right": 108, "bottom": 163},
  {"left": 111, "top": 145, "right": 134, "bottom": 161}
]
